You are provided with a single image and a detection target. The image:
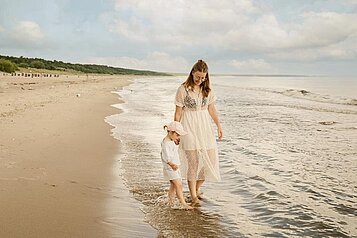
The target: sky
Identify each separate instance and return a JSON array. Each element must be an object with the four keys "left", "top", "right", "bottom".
[{"left": 0, "top": 0, "right": 356, "bottom": 75}]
